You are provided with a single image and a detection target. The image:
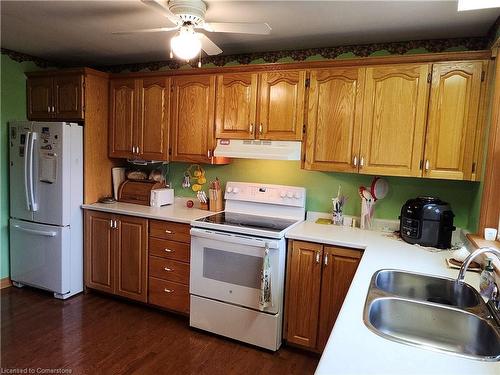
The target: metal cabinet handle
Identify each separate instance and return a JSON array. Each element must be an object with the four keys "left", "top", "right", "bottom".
[
  {"left": 324, "top": 254, "right": 328, "bottom": 266},
  {"left": 164, "top": 288, "right": 174, "bottom": 293},
  {"left": 163, "top": 267, "right": 173, "bottom": 272},
  {"left": 114, "top": 220, "right": 118, "bottom": 228},
  {"left": 136, "top": 146, "right": 140, "bottom": 154},
  {"left": 316, "top": 252, "right": 320, "bottom": 264},
  {"left": 249, "top": 123, "right": 254, "bottom": 133},
  {"left": 360, "top": 157, "right": 364, "bottom": 168},
  {"left": 109, "top": 219, "right": 113, "bottom": 228},
  {"left": 164, "top": 248, "right": 174, "bottom": 253},
  {"left": 259, "top": 124, "right": 263, "bottom": 134},
  {"left": 425, "top": 160, "right": 430, "bottom": 171},
  {"left": 207, "top": 149, "right": 212, "bottom": 158},
  {"left": 132, "top": 146, "right": 136, "bottom": 154},
  {"left": 47, "top": 106, "right": 51, "bottom": 113},
  {"left": 164, "top": 229, "right": 173, "bottom": 234},
  {"left": 52, "top": 106, "right": 55, "bottom": 113},
  {"left": 353, "top": 156, "right": 358, "bottom": 167}
]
